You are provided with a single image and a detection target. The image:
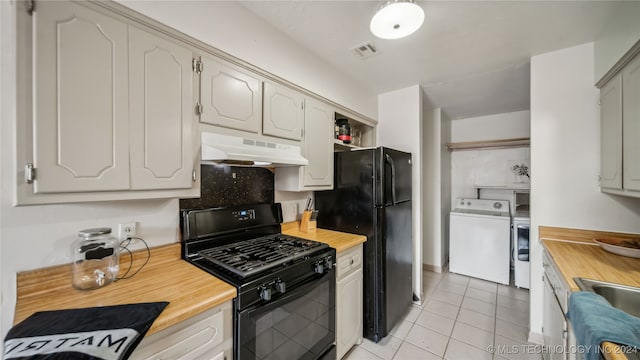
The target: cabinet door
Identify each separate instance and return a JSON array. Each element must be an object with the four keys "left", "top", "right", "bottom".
[
  {"left": 263, "top": 82, "right": 304, "bottom": 141},
  {"left": 336, "top": 268, "right": 363, "bottom": 360},
  {"left": 623, "top": 54, "right": 640, "bottom": 191},
  {"left": 600, "top": 73, "right": 623, "bottom": 190},
  {"left": 543, "top": 275, "right": 567, "bottom": 360},
  {"left": 33, "top": 1, "right": 130, "bottom": 193},
  {"left": 129, "top": 26, "right": 194, "bottom": 190},
  {"left": 303, "top": 99, "right": 334, "bottom": 187},
  {"left": 200, "top": 57, "right": 262, "bottom": 133}
]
